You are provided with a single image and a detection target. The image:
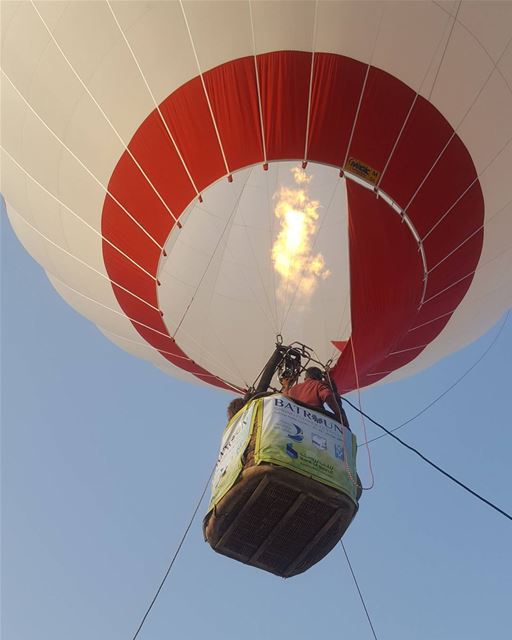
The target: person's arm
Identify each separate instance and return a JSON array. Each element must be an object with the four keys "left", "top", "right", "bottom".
[
  {"left": 320, "top": 383, "right": 350, "bottom": 429},
  {"left": 339, "top": 404, "right": 350, "bottom": 430},
  {"left": 319, "top": 383, "right": 343, "bottom": 423},
  {"left": 325, "top": 393, "right": 344, "bottom": 424}
]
